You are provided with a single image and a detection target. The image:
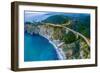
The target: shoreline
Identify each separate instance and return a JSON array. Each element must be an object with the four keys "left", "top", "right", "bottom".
[{"left": 39, "top": 34, "right": 66, "bottom": 60}]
